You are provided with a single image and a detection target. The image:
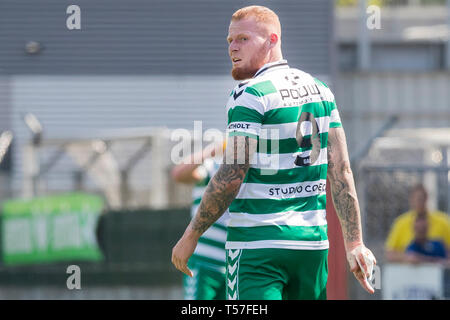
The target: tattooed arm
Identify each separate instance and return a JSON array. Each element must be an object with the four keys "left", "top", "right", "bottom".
[
  {"left": 327, "top": 127, "right": 363, "bottom": 245},
  {"left": 189, "top": 135, "right": 254, "bottom": 235},
  {"left": 172, "top": 135, "right": 256, "bottom": 276},
  {"left": 327, "top": 127, "right": 377, "bottom": 294}
]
